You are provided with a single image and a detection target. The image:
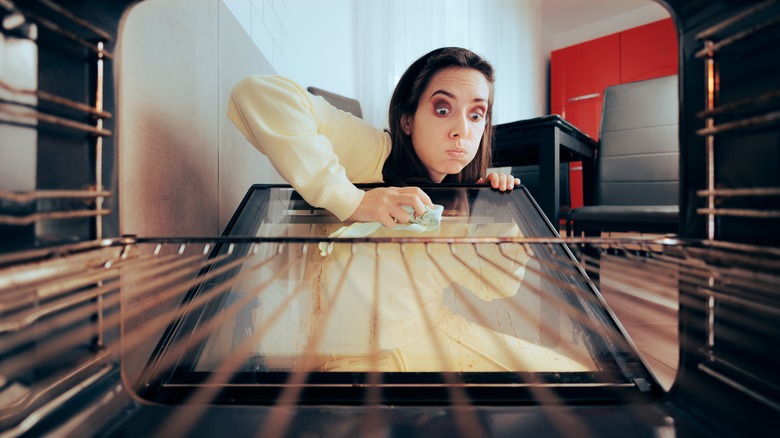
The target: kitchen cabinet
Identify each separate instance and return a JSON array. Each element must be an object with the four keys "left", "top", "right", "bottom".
[
  {"left": 551, "top": 18, "right": 677, "bottom": 139},
  {"left": 621, "top": 19, "right": 678, "bottom": 84},
  {"left": 550, "top": 33, "right": 620, "bottom": 126}
]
